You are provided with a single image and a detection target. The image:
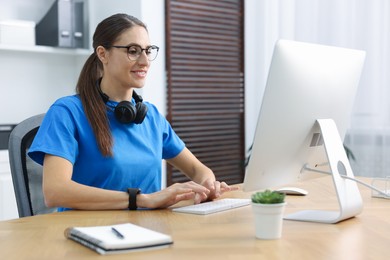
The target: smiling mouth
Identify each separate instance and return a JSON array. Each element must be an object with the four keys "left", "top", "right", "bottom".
[{"left": 133, "top": 71, "right": 147, "bottom": 77}]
